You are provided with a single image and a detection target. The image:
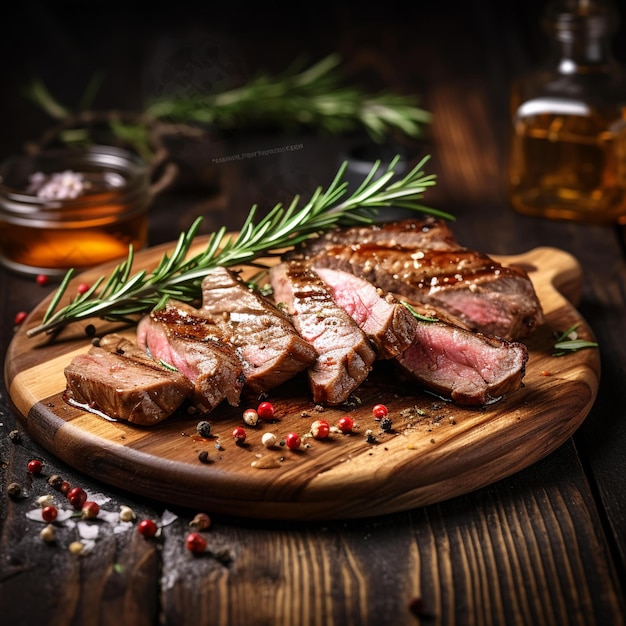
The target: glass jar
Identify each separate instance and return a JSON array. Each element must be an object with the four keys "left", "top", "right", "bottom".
[
  {"left": 0, "top": 145, "right": 151, "bottom": 276},
  {"left": 509, "top": 0, "right": 626, "bottom": 225}
]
